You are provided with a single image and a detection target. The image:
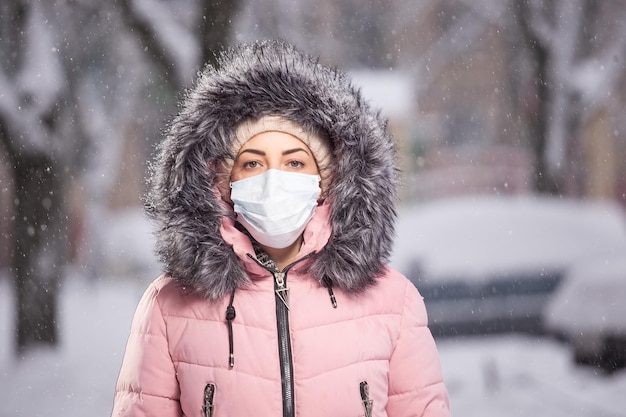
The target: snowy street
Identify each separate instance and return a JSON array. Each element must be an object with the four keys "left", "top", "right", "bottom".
[{"left": 1, "top": 273, "right": 625, "bottom": 417}]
